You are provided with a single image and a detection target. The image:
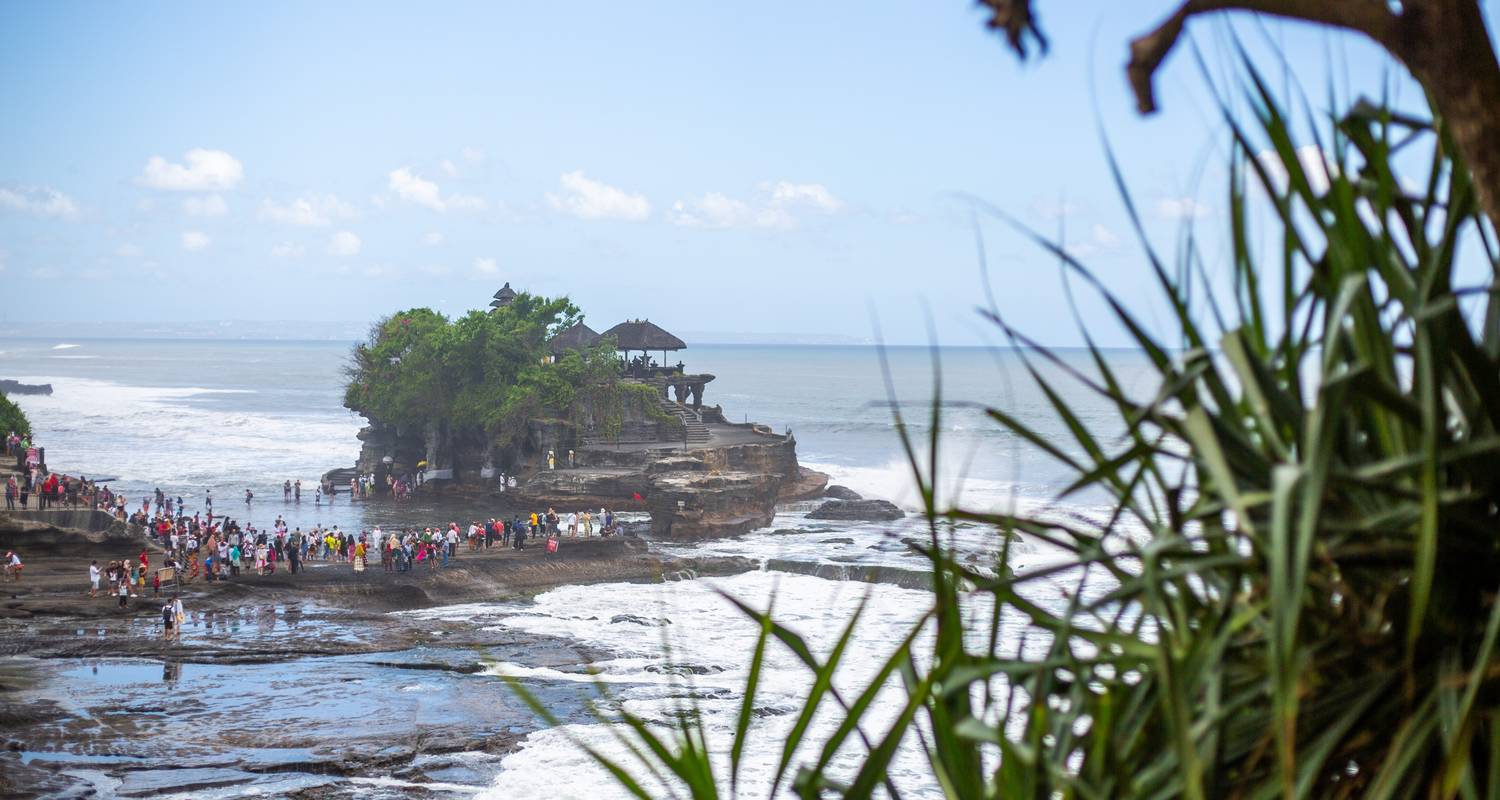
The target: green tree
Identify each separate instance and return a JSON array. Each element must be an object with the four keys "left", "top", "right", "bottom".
[
  {"left": 344, "top": 291, "right": 627, "bottom": 458},
  {"left": 0, "top": 394, "right": 31, "bottom": 441}
]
